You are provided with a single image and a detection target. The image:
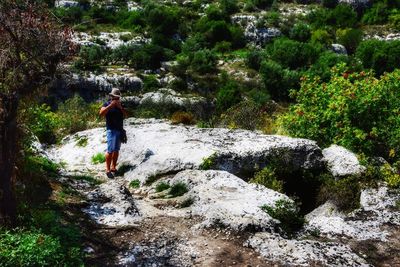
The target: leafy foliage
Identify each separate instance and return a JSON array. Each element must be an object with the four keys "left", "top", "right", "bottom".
[
  {"left": 250, "top": 166, "right": 284, "bottom": 192},
  {"left": 279, "top": 64, "right": 400, "bottom": 160},
  {"left": 169, "top": 182, "right": 189, "bottom": 197},
  {"left": 261, "top": 199, "right": 305, "bottom": 237},
  {"left": 91, "top": 153, "right": 106, "bottom": 164}
]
